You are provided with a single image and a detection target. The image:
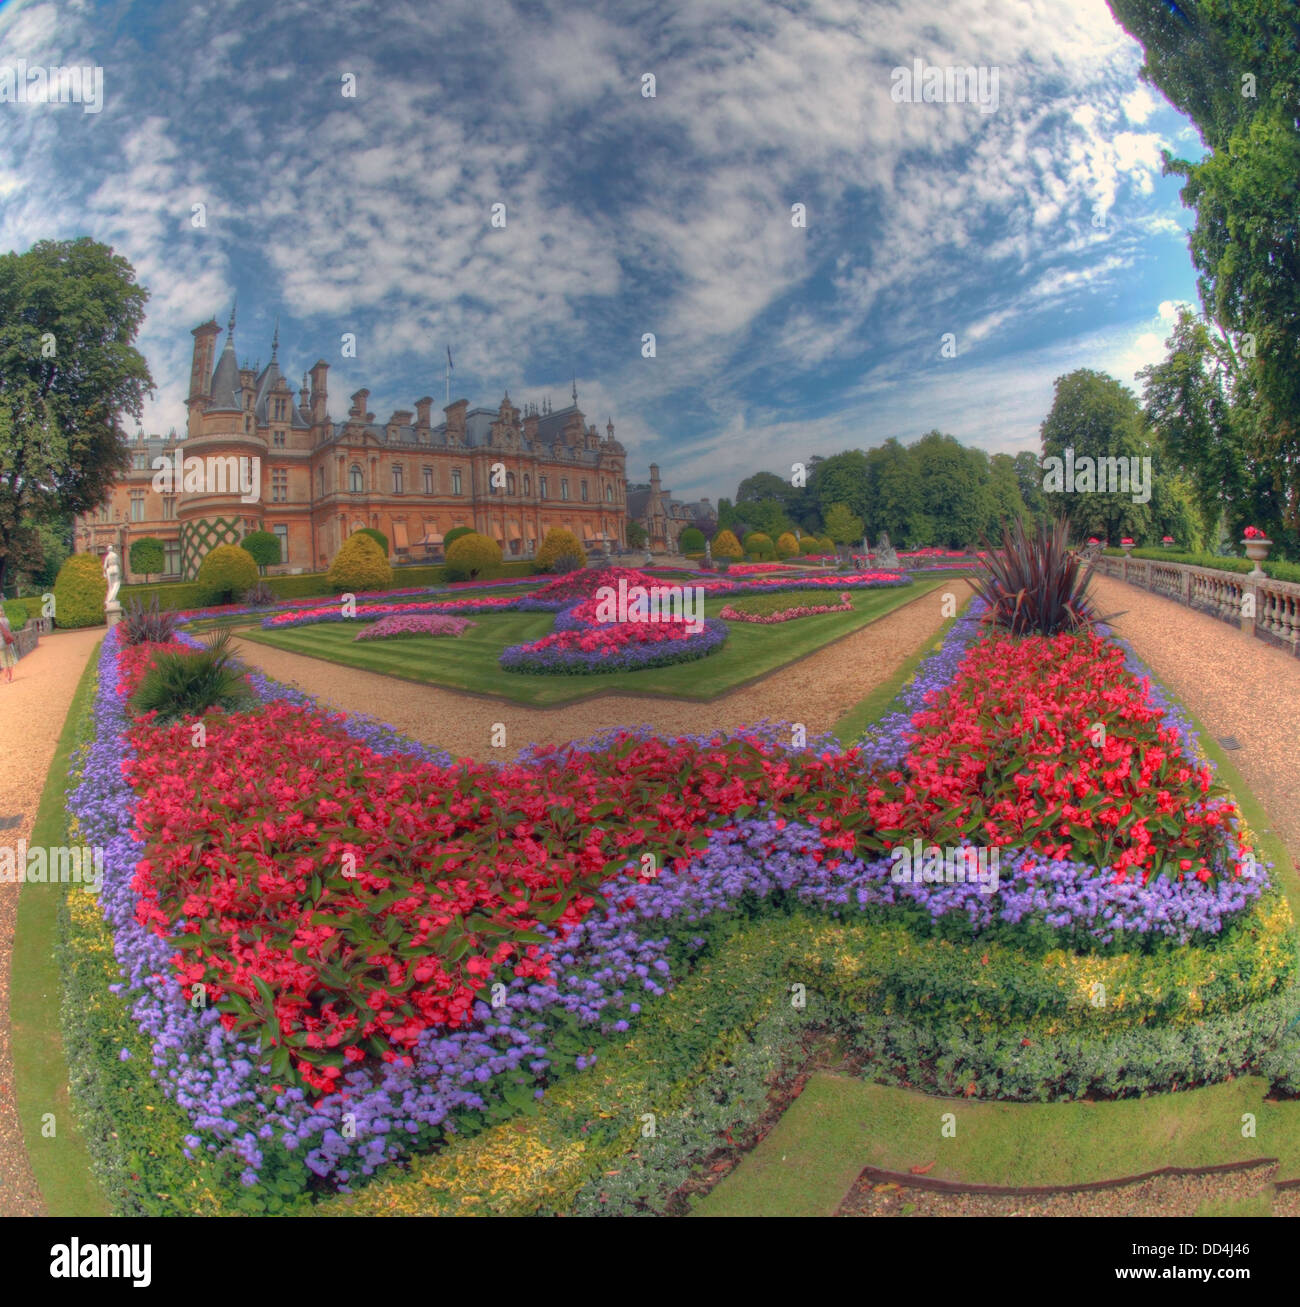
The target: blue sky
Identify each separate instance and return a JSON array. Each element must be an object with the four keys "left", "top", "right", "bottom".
[{"left": 0, "top": 0, "right": 1204, "bottom": 504}]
